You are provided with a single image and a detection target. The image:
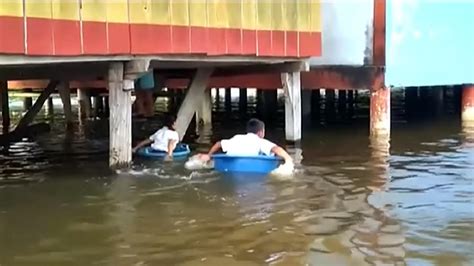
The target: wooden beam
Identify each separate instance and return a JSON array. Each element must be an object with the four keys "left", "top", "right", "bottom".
[
  {"left": 213, "top": 61, "right": 309, "bottom": 77},
  {"left": 0, "top": 63, "right": 108, "bottom": 81},
  {"left": 175, "top": 68, "right": 213, "bottom": 140},
  {"left": 108, "top": 62, "right": 132, "bottom": 169},
  {"left": 282, "top": 72, "right": 302, "bottom": 142},
  {"left": 1, "top": 81, "right": 10, "bottom": 135},
  {"left": 15, "top": 80, "right": 59, "bottom": 131},
  {"left": 15, "top": 81, "right": 57, "bottom": 129}
]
